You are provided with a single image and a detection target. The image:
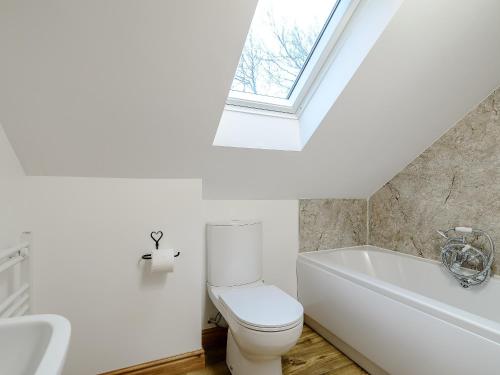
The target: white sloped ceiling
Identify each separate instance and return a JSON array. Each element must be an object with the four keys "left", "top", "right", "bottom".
[{"left": 1, "top": 0, "right": 499, "bottom": 198}]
